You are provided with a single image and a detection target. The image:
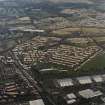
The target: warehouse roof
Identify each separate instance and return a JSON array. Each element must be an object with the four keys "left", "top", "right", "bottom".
[{"left": 79, "top": 89, "right": 103, "bottom": 99}]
